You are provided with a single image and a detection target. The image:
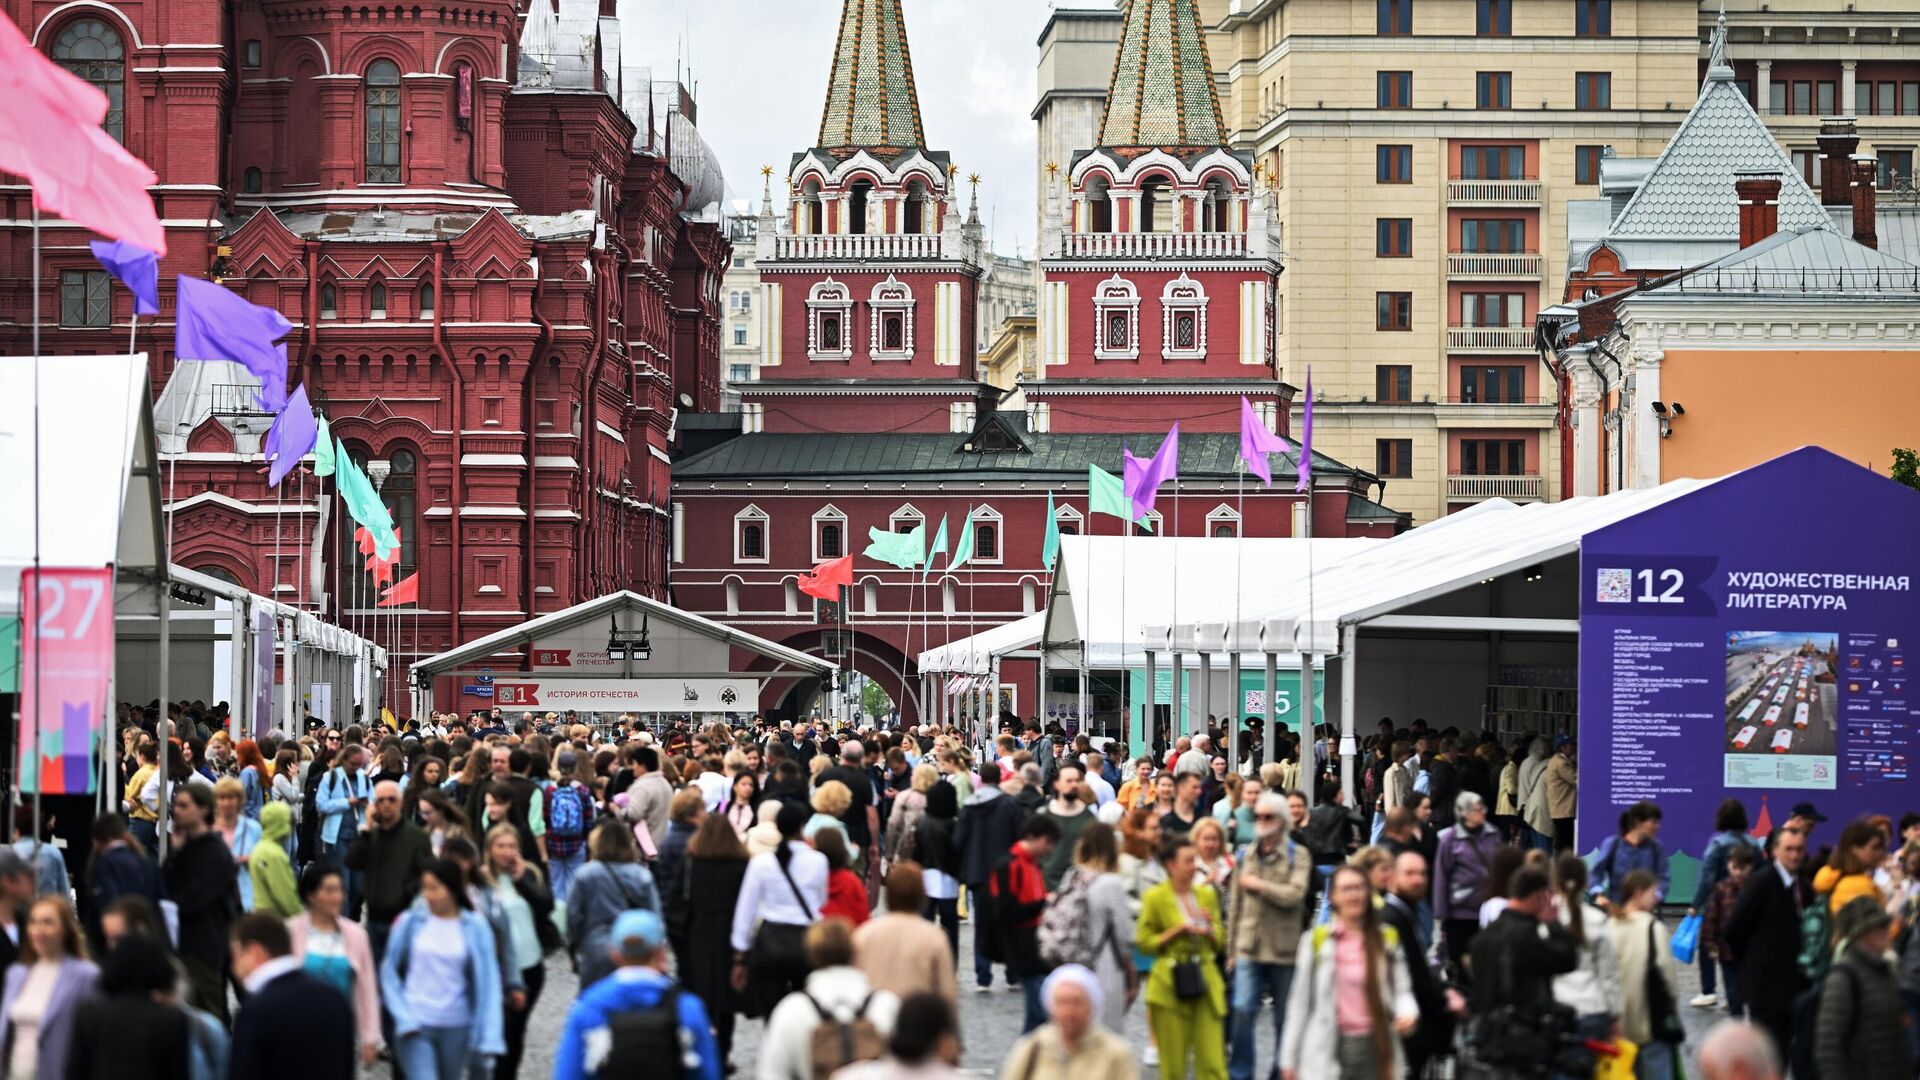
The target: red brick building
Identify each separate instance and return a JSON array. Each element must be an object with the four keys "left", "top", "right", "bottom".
[
  {"left": 0, "top": 0, "right": 729, "bottom": 714},
  {"left": 672, "top": 0, "right": 1406, "bottom": 726}
]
